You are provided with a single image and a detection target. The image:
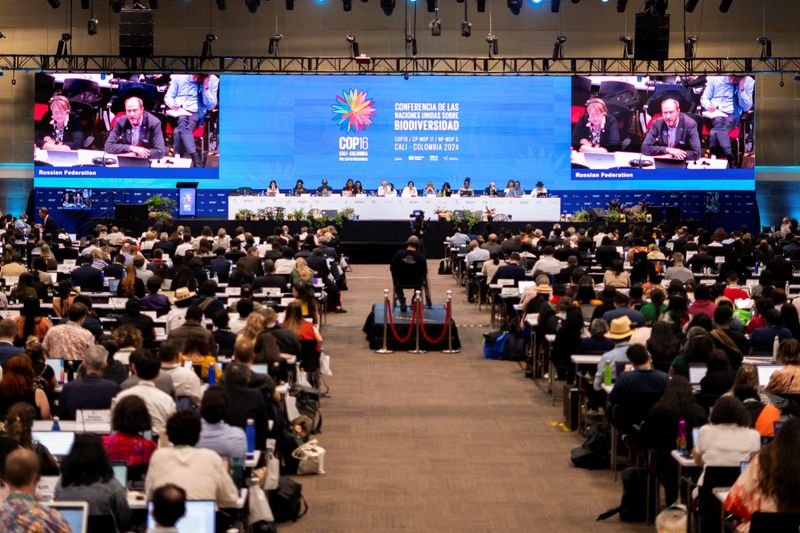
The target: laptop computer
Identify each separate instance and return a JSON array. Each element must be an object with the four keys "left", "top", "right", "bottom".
[
  {"left": 47, "top": 501, "right": 89, "bottom": 533},
  {"left": 147, "top": 500, "right": 216, "bottom": 533},
  {"left": 32, "top": 431, "right": 75, "bottom": 457},
  {"left": 117, "top": 155, "right": 152, "bottom": 168},
  {"left": 45, "top": 150, "right": 80, "bottom": 167},
  {"left": 653, "top": 157, "right": 687, "bottom": 170},
  {"left": 757, "top": 364, "right": 785, "bottom": 389},
  {"left": 688, "top": 364, "right": 708, "bottom": 385},
  {"left": 110, "top": 461, "right": 128, "bottom": 487},
  {"left": 46, "top": 358, "right": 66, "bottom": 384},
  {"left": 251, "top": 364, "right": 268, "bottom": 375},
  {"left": 582, "top": 151, "right": 617, "bottom": 167}
]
